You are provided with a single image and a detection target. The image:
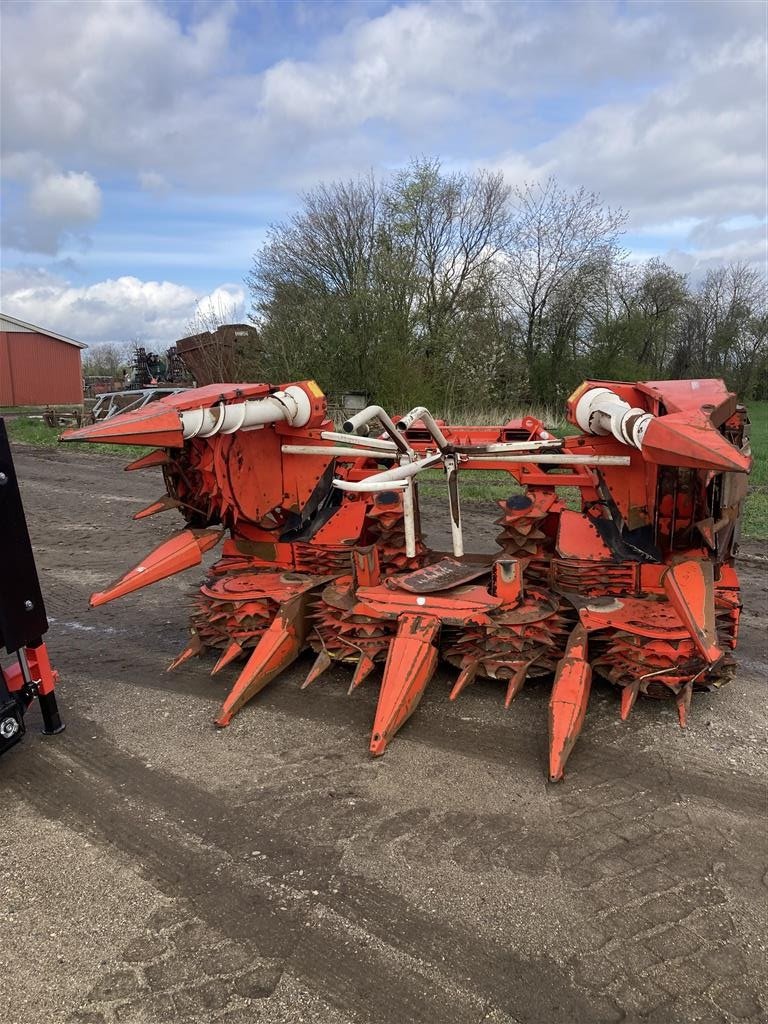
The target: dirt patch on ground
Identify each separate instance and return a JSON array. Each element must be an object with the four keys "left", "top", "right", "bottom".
[{"left": 2, "top": 445, "right": 766, "bottom": 1024}]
